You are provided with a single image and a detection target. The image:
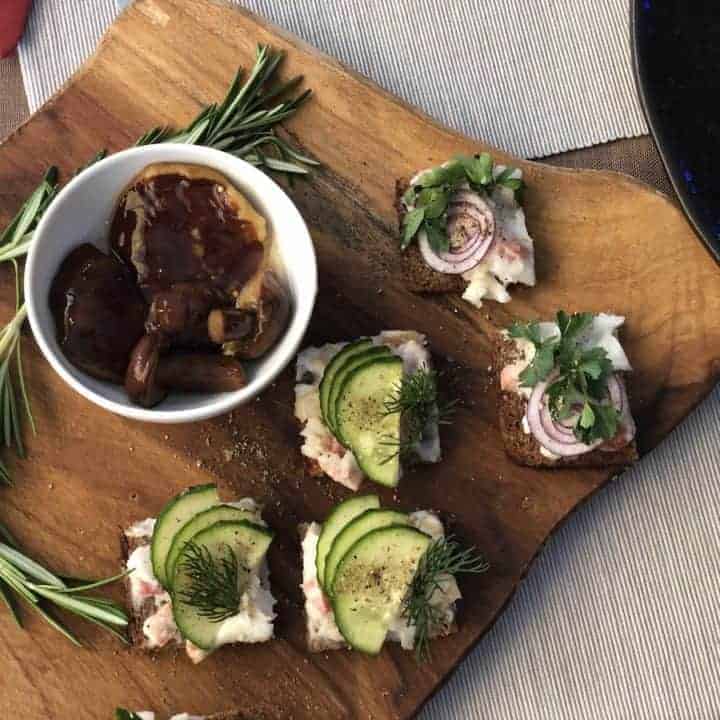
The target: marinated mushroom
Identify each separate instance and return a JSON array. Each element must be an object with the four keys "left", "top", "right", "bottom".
[
  {"left": 49, "top": 244, "right": 147, "bottom": 383},
  {"left": 156, "top": 354, "right": 247, "bottom": 393},
  {"left": 146, "top": 283, "right": 225, "bottom": 346},
  {"left": 125, "top": 333, "right": 167, "bottom": 408},
  {"left": 218, "top": 271, "right": 290, "bottom": 359}
]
